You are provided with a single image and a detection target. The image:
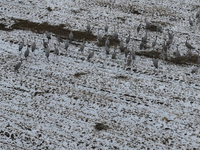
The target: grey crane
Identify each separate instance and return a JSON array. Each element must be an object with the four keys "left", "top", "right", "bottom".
[
  {"left": 198, "top": 52, "right": 200, "bottom": 65},
  {"left": 105, "top": 37, "right": 110, "bottom": 48},
  {"left": 166, "top": 38, "right": 173, "bottom": 48},
  {"left": 19, "top": 38, "right": 24, "bottom": 53},
  {"left": 86, "top": 21, "right": 91, "bottom": 33},
  {"left": 105, "top": 23, "right": 109, "bottom": 33},
  {"left": 131, "top": 47, "right": 135, "bottom": 60},
  {"left": 54, "top": 45, "right": 59, "bottom": 56},
  {"left": 79, "top": 39, "right": 86, "bottom": 53},
  {"left": 56, "top": 35, "right": 63, "bottom": 45},
  {"left": 126, "top": 55, "right": 132, "bottom": 67},
  {"left": 185, "top": 36, "right": 195, "bottom": 50},
  {"left": 113, "top": 26, "right": 118, "bottom": 40},
  {"left": 145, "top": 18, "right": 151, "bottom": 29},
  {"left": 152, "top": 36, "right": 157, "bottom": 50},
  {"left": 142, "top": 30, "right": 148, "bottom": 44},
  {"left": 162, "top": 50, "right": 168, "bottom": 61},
  {"left": 31, "top": 37, "right": 36, "bottom": 52},
  {"left": 113, "top": 32, "right": 118, "bottom": 40},
  {"left": 119, "top": 39, "right": 124, "bottom": 53},
  {"left": 24, "top": 44, "right": 30, "bottom": 59},
  {"left": 45, "top": 47, "right": 50, "bottom": 61},
  {"left": 166, "top": 29, "right": 174, "bottom": 41},
  {"left": 97, "top": 29, "right": 103, "bottom": 45},
  {"left": 166, "top": 29, "right": 173, "bottom": 48},
  {"left": 124, "top": 48, "right": 130, "bottom": 59},
  {"left": 162, "top": 40, "right": 167, "bottom": 52},
  {"left": 196, "top": 10, "right": 200, "bottom": 18},
  {"left": 43, "top": 39, "right": 48, "bottom": 48},
  {"left": 45, "top": 31, "right": 51, "bottom": 42},
  {"left": 65, "top": 40, "right": 69, "bottom": 51},
  {"left": 87, "top": 48, "right": 94, "bottom": 61},
  {"left": 31, "top": 38, "right": 37, "bottom": 64},
  {"left": 176, "top": 45, "right": 181, "bottom": 63},
  {"left": 53, "top": 45, "right": 59, "bottom": 62},
  {"left": 69, "top": 30, "right": 73, "bottom": 42},
  {"left": 112, "top": 49, "right": 117, "bottom": 59},
  {"left": 105, "top": 45, "right": 110, "bottom": 55},
  {"left": 189, "top": 16, "right": 194, "bottom": 26},
  {"left": 191, "top": 67, "right": 198, "bottom": 74},
  {"left": 140, "top": 42, "right": 144, "bottom": 50},
  {"left": 137, "top": 24, "right": 141, "bottom": 34},
  {"left": 152, "top": 56, "right": 158, "bottom": 68},
  {"left": 126, "top": 31, "right": 131, "bottom": 44},
  {"left": 14, "top": 59, "right": 23, "bottom": 72},
  {"left": 156, "top": 24, "right": 163, "bottom": 33},
  {"left": 196, "top": 17, "right": 200, "bottom": 25}
]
